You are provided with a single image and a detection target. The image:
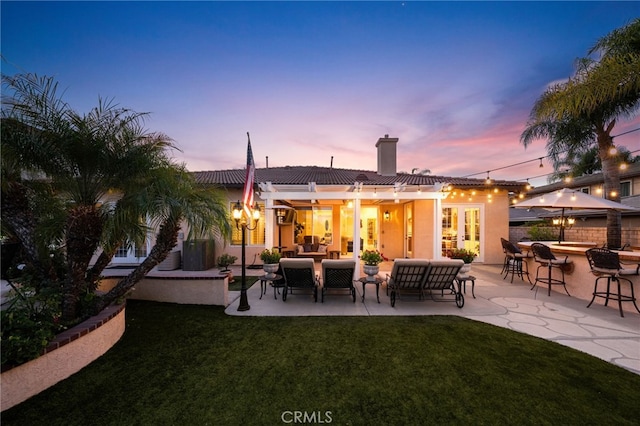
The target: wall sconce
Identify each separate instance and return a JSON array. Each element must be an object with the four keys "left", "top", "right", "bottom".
[
  {"left": 276, "top": 208, "right": 286, "bottom": 225},
  {"left": 384, "top": 210, "right": 390, "bottom": 221}
]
